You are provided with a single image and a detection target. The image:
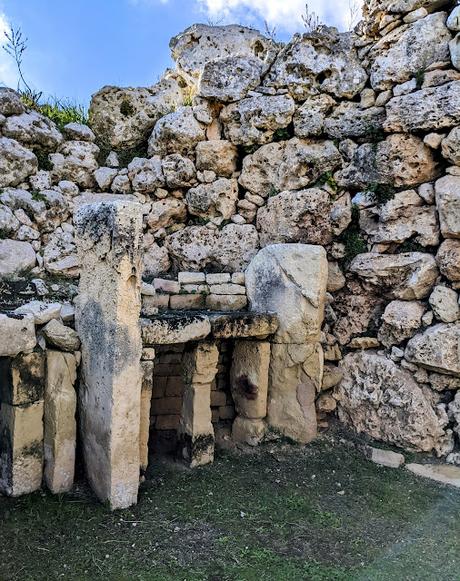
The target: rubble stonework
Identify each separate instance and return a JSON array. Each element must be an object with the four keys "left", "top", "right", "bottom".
[{"left": 1, "top": 0, "right": 460, "bottom": 505}]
